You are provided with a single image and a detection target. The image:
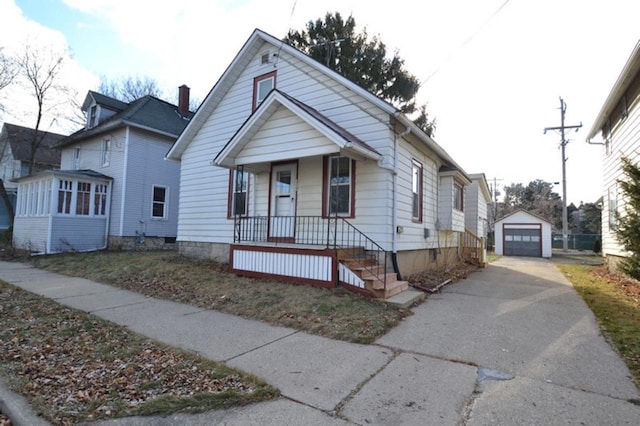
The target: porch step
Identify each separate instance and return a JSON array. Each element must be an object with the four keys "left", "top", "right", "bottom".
[
  {"left": 363, "top": 272, "right": 402, "bottom": 290},
  {"left": 349, "top": 264, "right": 386, "bottom": 277},
  {"left": 336, "top": 247, "right": 365, "bottom": 260},
  {"left": 371, "top": 280, "right": 409, "bottom": 299},
  {"left": 342, "top": 257, "right": 378, "bottom": 269}
]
